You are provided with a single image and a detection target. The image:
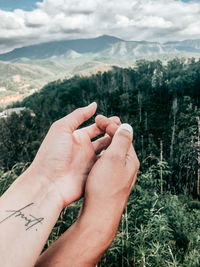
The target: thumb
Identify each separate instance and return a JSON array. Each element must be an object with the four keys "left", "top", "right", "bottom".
[
  {"left": 61, "top": 102, "right": 97, "bottom": 132},
  {"left": 107, "top": 123, "right": 133, "bottom": 158}
]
